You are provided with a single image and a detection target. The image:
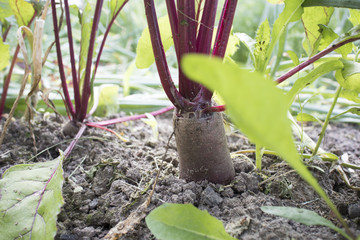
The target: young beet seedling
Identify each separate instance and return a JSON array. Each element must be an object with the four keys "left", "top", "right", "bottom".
[
  {"left": 50, "top": 0, "right": 176, "bottom": 159},
  {"left": 50, "top": 0, "right": 138, "bottom": 156},
  {"left": 142, "top": 0, "right": 238, "bottom": 184}
]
